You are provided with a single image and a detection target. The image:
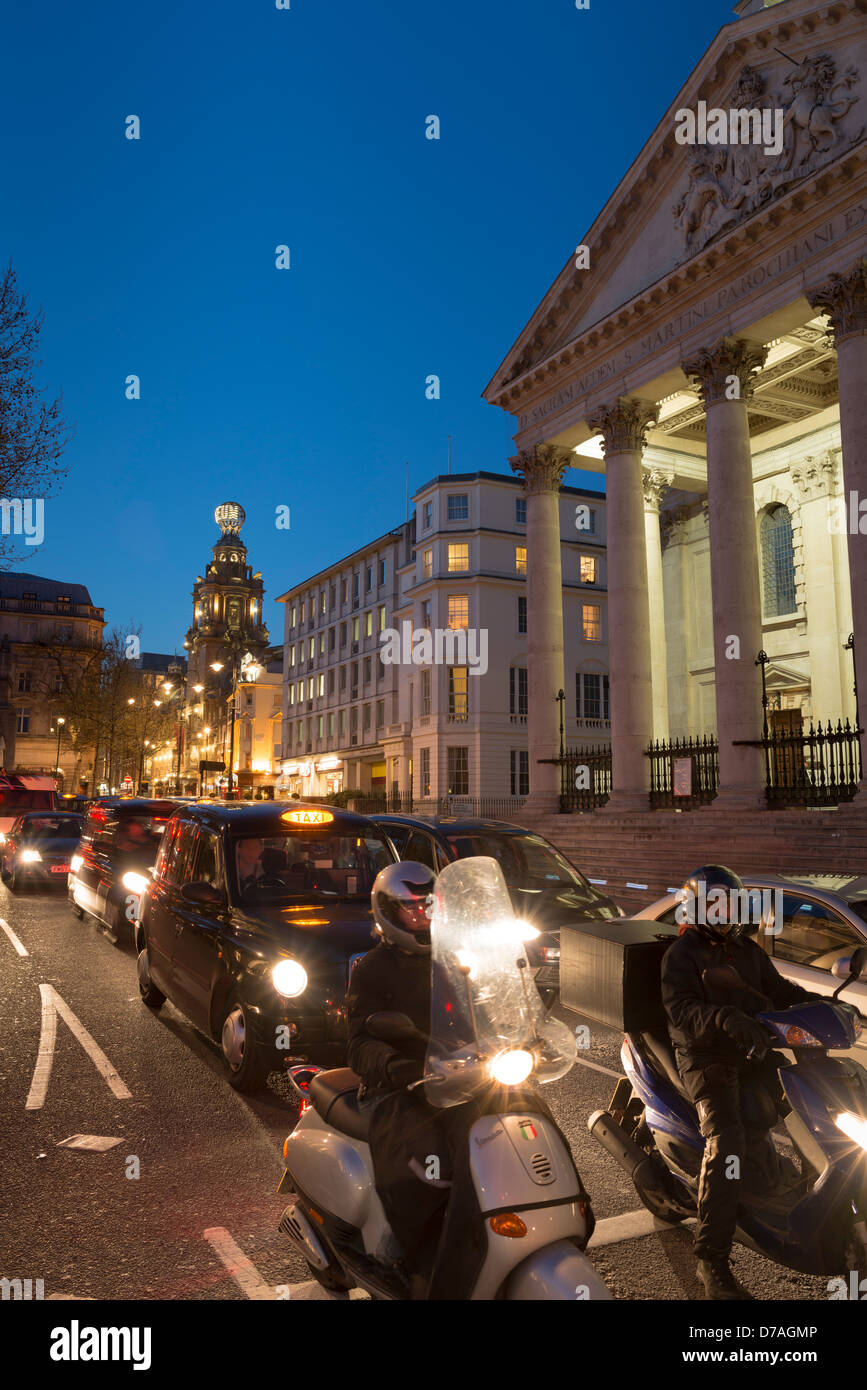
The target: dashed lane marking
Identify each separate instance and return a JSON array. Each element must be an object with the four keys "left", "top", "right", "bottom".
[
  {"left": 573, "top": 1054, "right": 622, "bottom": 1079},
  {"left": 0, "top": 917, "right": 28, "bottom": 956},
  {"left": 204, "top": 1227, "right": 280, "bottom": 1301},
  {"left": 589, "top": 1207, "right": 694, "bottom": 1248},
  {"left": 25, "top": 984, "right": 132, "bottom": 1110}
]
